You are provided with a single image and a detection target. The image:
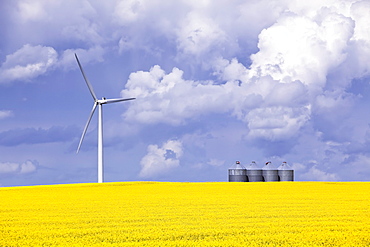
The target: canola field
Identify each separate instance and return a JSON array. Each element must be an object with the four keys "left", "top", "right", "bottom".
[{"left": 0, "top": 182, "right": 369, "bottom": 246}]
